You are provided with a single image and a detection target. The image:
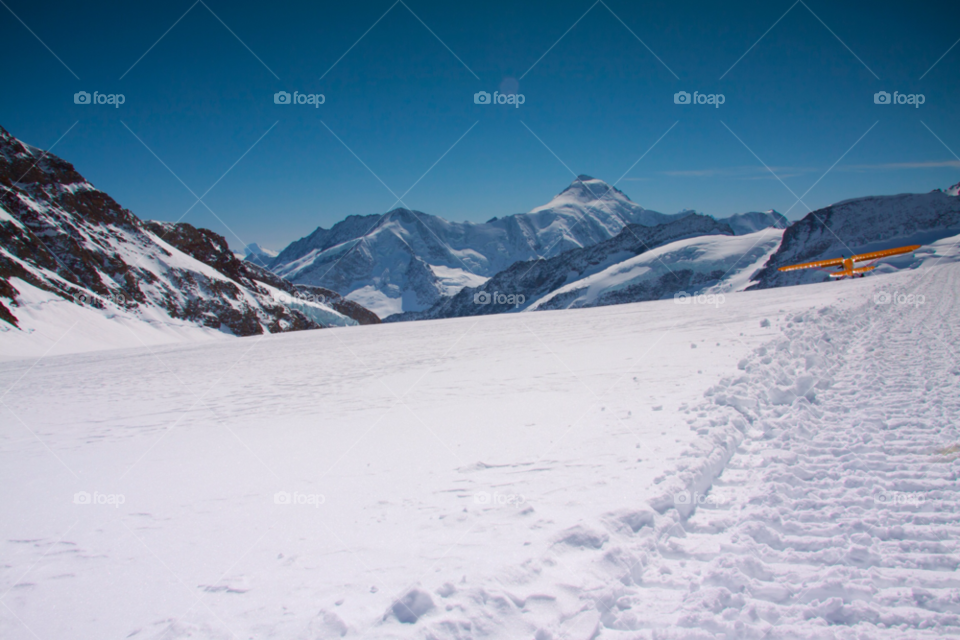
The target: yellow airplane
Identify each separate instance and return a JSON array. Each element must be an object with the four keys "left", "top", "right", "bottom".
[{"left": 778, "top": 244, "right": 921, "bottom": 279}]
